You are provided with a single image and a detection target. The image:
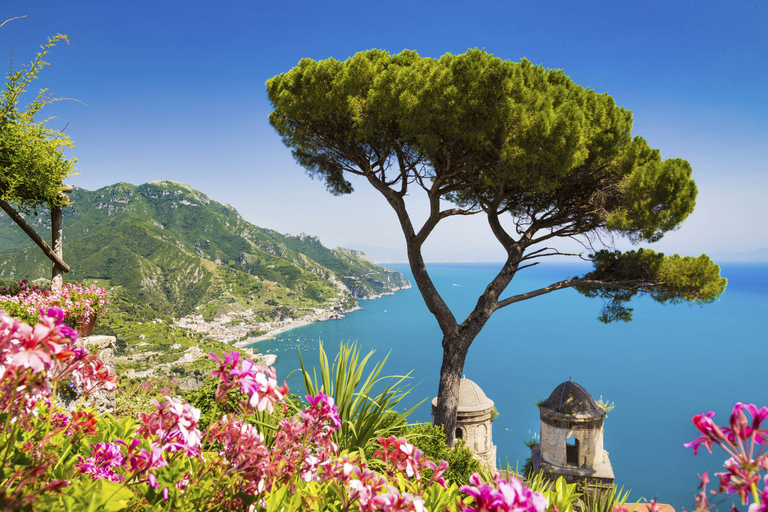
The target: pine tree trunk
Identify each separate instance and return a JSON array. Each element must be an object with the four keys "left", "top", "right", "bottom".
[{"left": 432, "top": 336, "right": 470, "bottom": 447}]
